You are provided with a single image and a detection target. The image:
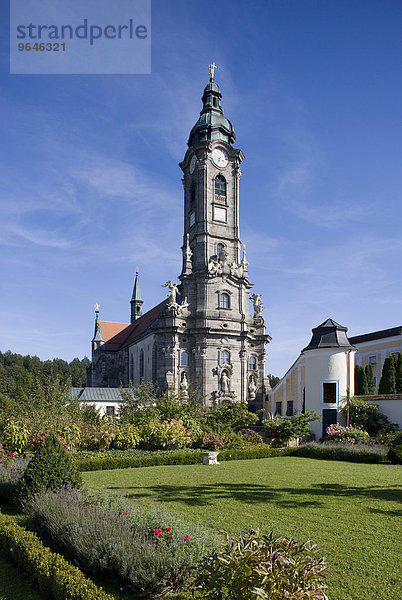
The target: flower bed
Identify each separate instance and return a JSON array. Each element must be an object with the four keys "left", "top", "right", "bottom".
[
  {"left": 0, "top": 454, "right": 30, "bottom": 503},
  {"left": 25, "top": 487, "right": 219, "bottom": 597},
  {"left": 325, "top": 423, "right": 370, "bottom": 444},
  {"left": 0, "top": 512, "right": 112, "bottom": 600}
]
